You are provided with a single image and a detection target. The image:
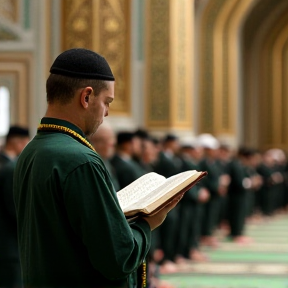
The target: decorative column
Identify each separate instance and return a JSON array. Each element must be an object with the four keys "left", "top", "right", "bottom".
[
  {"left": 145, "top": 0, "right": 194, "bottom": 136},
  {"left": 62, "top": 0, "right": 131, "bottom": 116}
]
